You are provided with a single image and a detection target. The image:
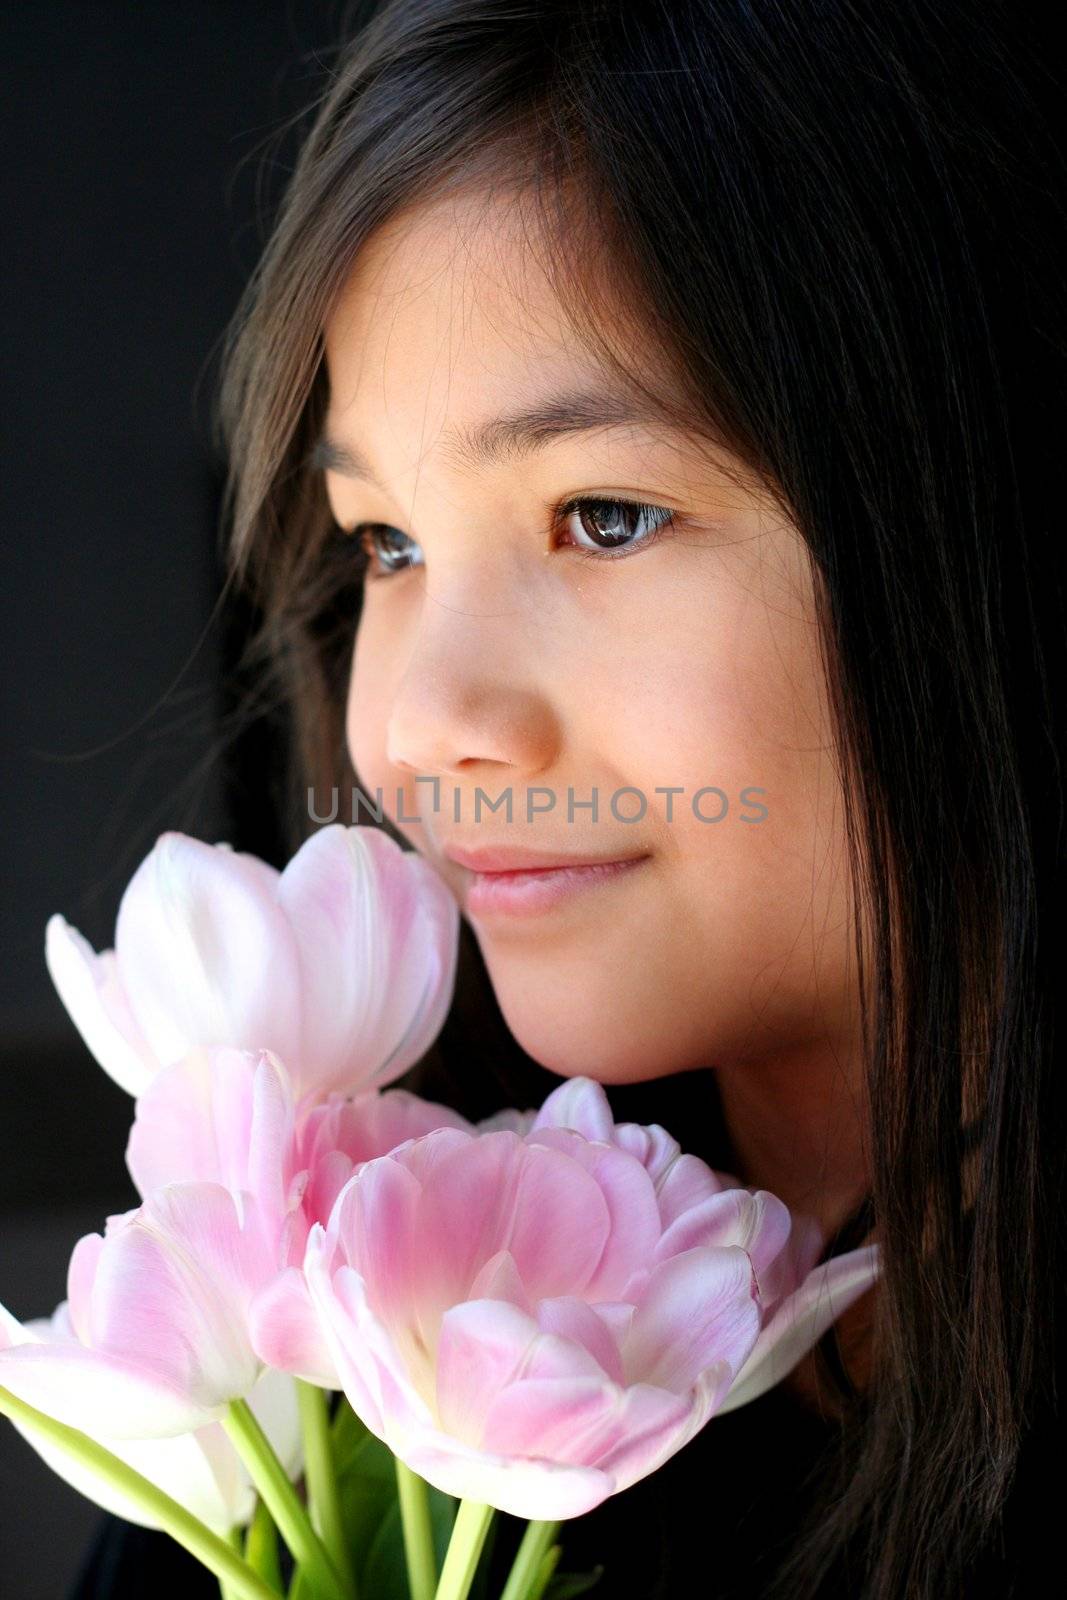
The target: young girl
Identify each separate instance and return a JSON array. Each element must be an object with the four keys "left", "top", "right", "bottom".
[{"left": 70, "top": 2, "right": 1063, "bottom": 1596}]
